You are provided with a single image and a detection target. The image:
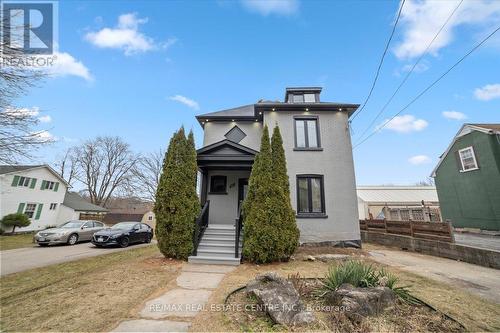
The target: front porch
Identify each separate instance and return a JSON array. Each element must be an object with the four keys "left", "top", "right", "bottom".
[{"left": 189, "top": 139, "right": 257, "bottom": 265}]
